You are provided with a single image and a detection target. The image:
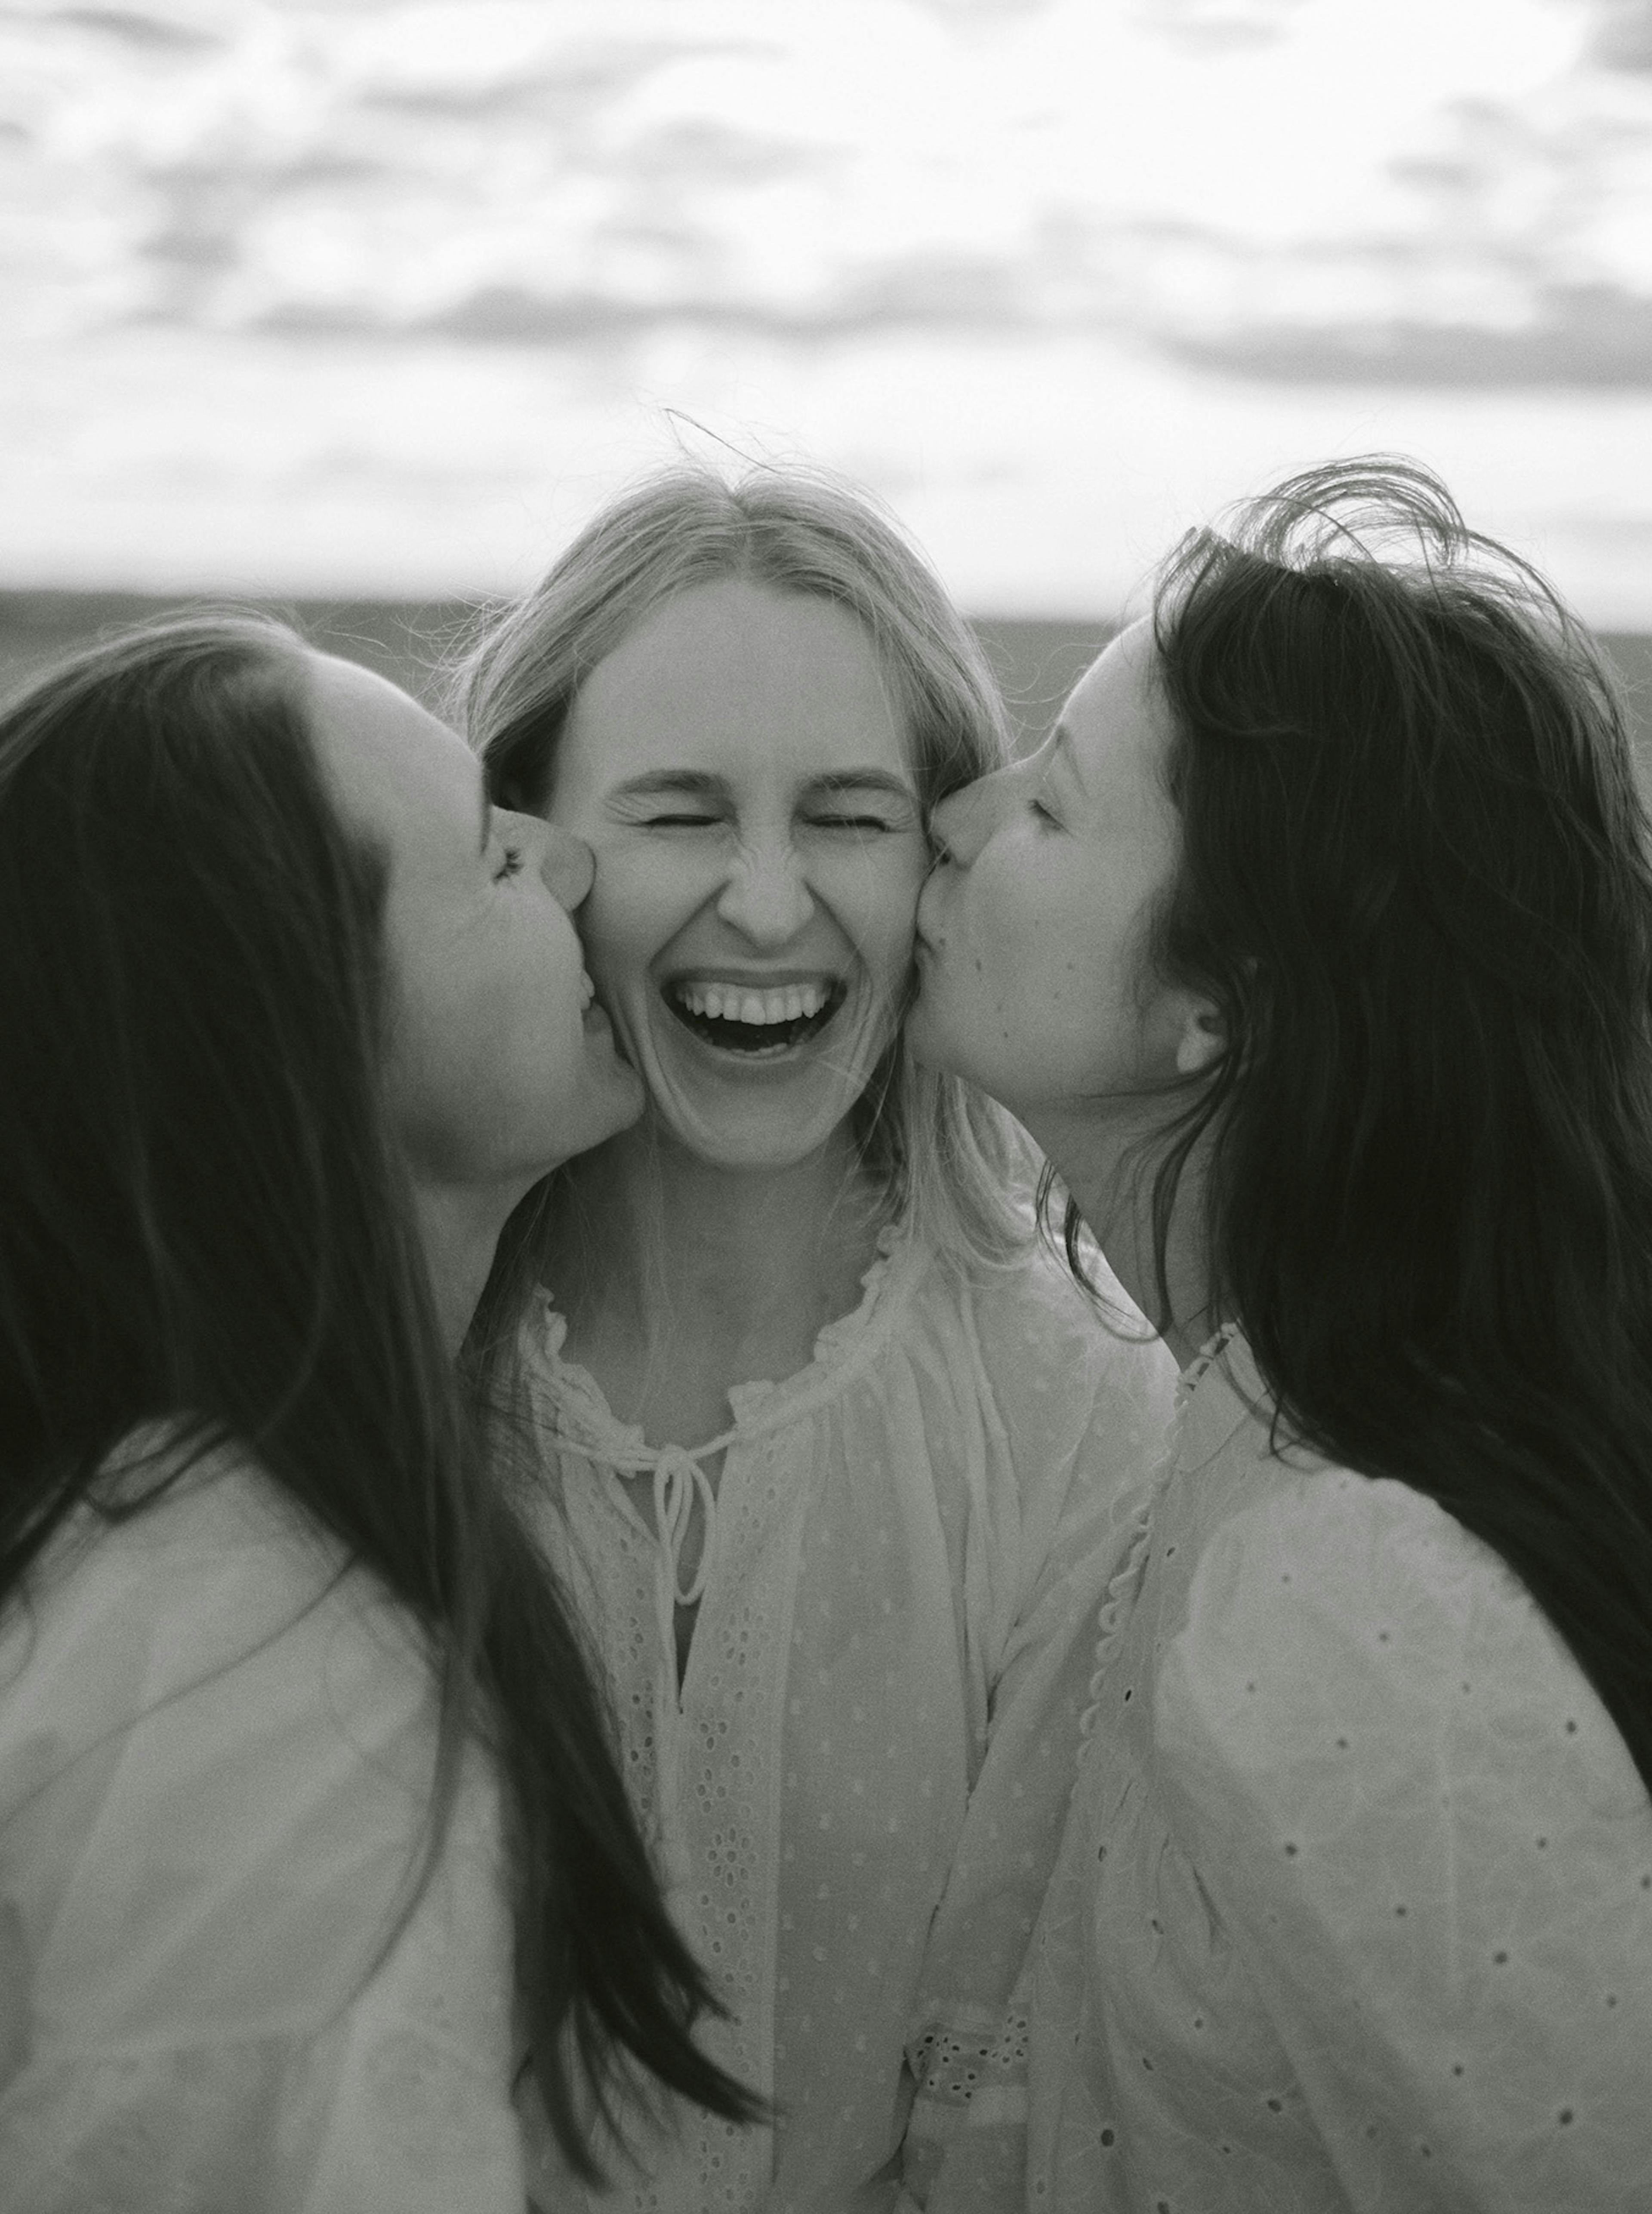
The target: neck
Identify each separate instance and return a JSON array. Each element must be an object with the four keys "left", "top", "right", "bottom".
[
  {"left": 410, "top": 1175, "right": 526, "bottom": 1358},
  {"left": 552, "top": 1116, "right": 883, "bottom": 1341},
  {"left": 1021, "top": 1091, "right": 1217, "bottom": 1370}
]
